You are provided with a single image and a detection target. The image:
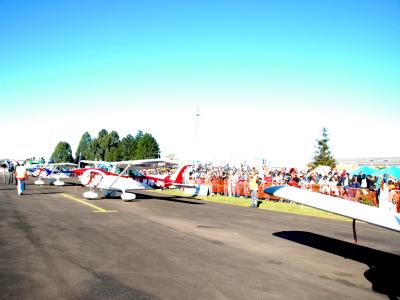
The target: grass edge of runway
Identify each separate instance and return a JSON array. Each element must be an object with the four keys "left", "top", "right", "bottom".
[{"left": 155, "top": 189, "right": 350, "bottom": 222}]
